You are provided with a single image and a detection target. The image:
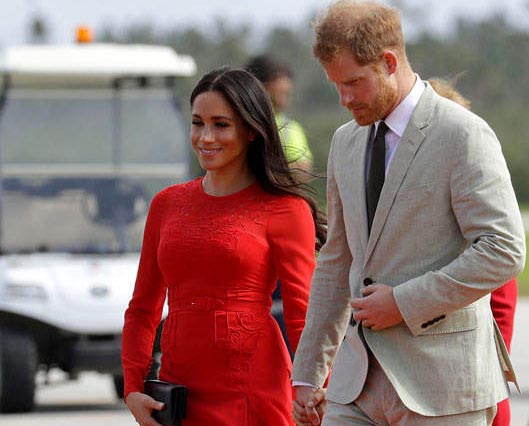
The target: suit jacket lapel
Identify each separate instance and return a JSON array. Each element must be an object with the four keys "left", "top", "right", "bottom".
[
  {"left": 344, "top": 125, "right": 371, "bottom": 257},
  {"left": 364, "top": 84, "right": 434, "bottom": 264}
]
